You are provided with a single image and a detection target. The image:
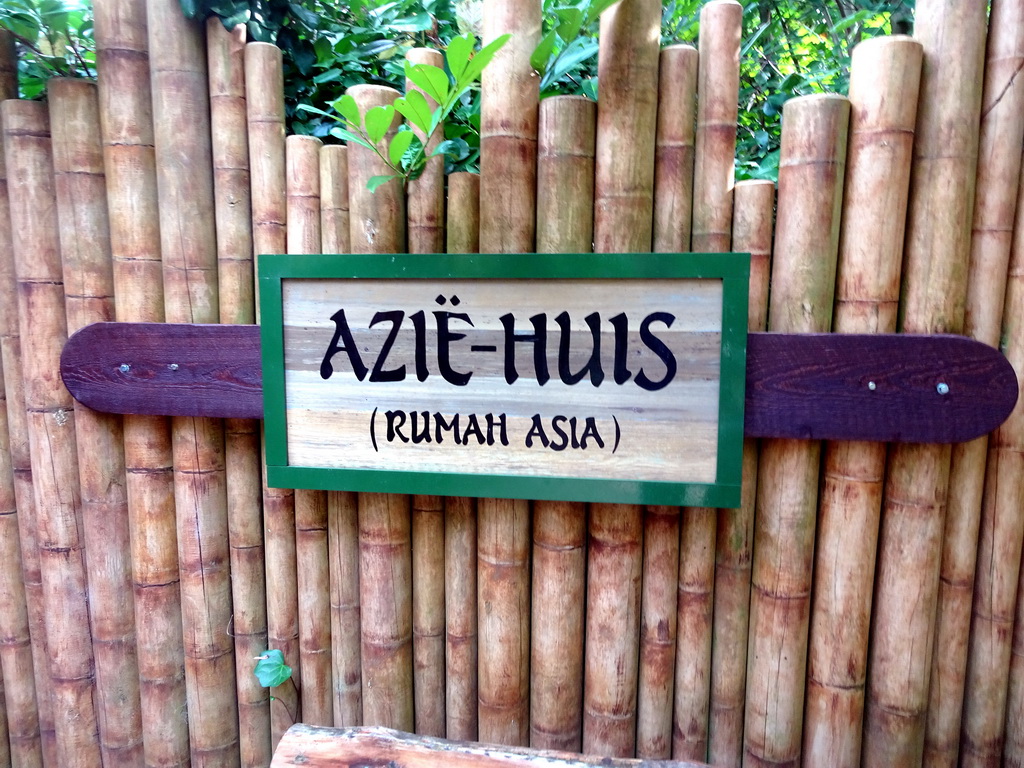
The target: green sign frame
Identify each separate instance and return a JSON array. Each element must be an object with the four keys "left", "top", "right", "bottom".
[{"left": 259, "top": 252, "right": 749, "bottom": 507}]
